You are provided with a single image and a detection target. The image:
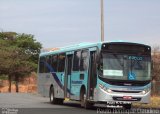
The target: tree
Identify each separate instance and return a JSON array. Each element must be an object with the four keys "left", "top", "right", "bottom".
[
  {"left": 16, "top": 33, "right": 42, "bottom": 67},
  {"left": 152, "top": 46, "right": 160, "bottom": 81},
  {"left": 14, "top": 34, "right": 42, "bottom": 92},
  {"left": 0, "top": 32, "right": 17, "bottom": 40},
  {"left": 151, "top": 46, "right": 160, "bottom": 95},
  {"left": 0, "top": 32, "right": 42, "bottom": 92},
  {"left": 0, "top": 40, "right": 19, "bottom": 92}
]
